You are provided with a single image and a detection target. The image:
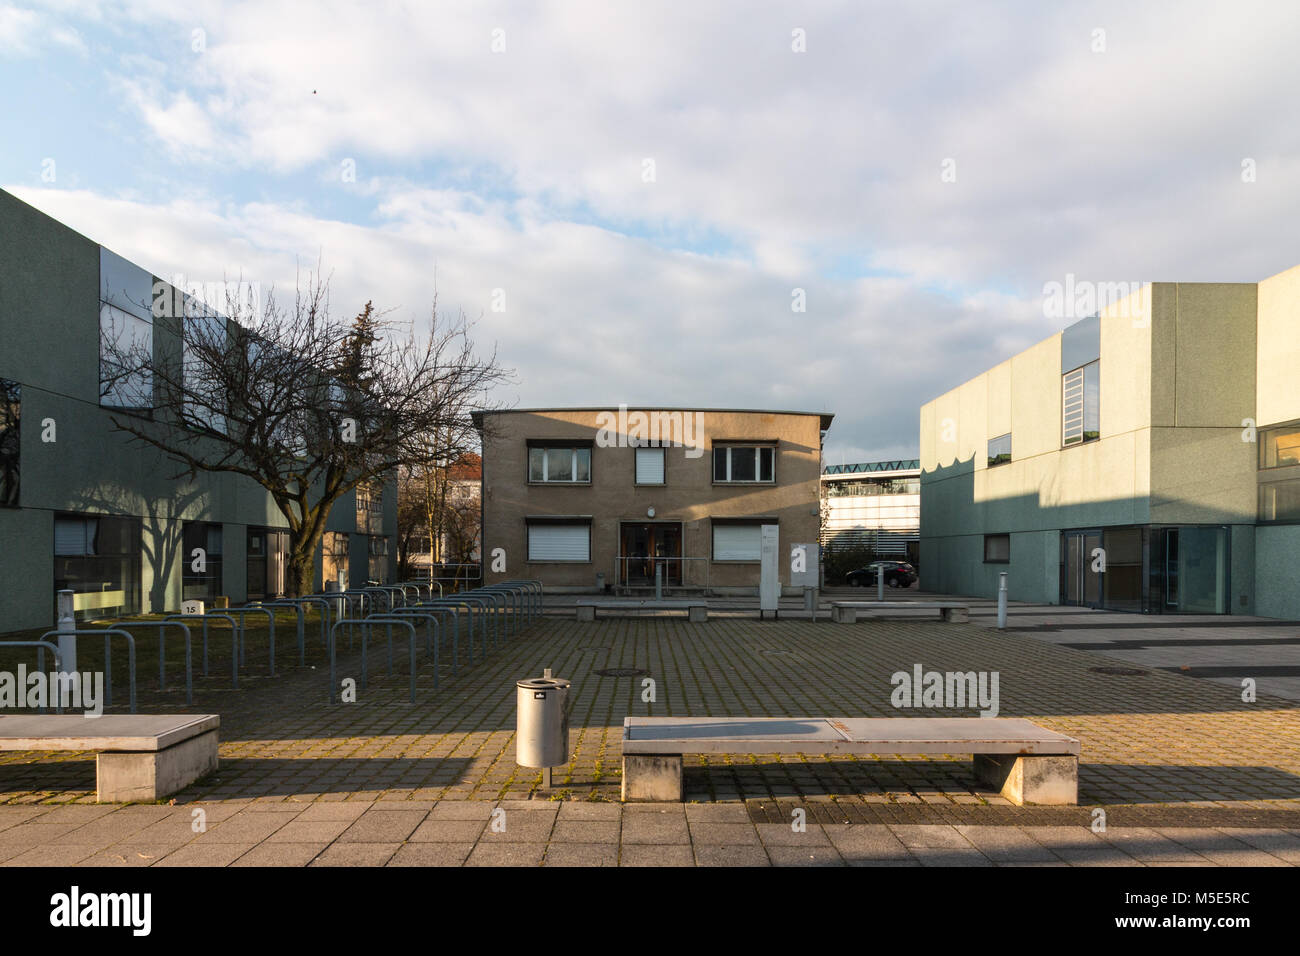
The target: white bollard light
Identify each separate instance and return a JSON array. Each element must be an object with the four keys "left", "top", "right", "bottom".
[
  {"left": 998, "top": 572, "right": 1008, "bottom": 630},
  {"left": 56, "top": 589, "right": 77, "bottom": 677}
]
